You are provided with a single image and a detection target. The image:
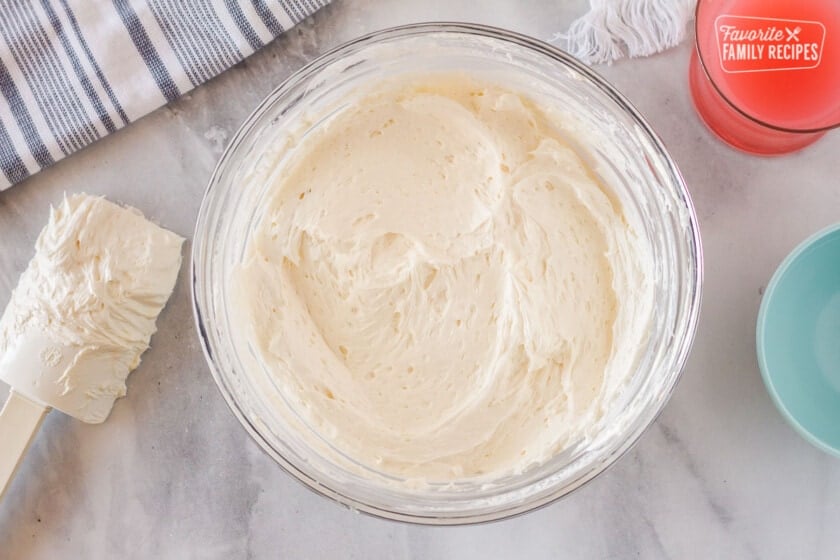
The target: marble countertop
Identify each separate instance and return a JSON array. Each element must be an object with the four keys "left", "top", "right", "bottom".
[{"left": 2, "top": 0, "right": 839, "bottom": 558}]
